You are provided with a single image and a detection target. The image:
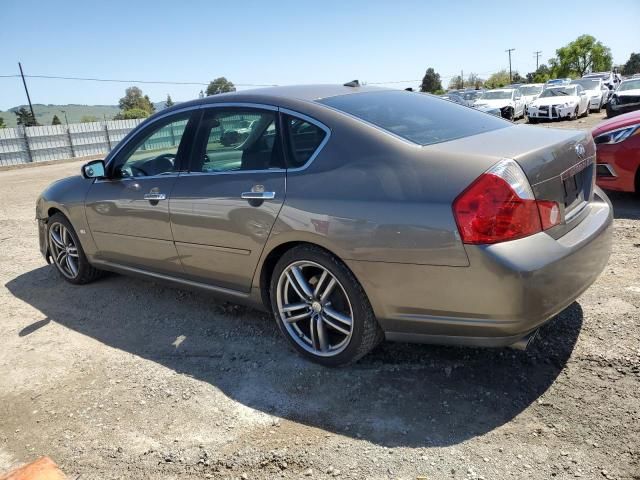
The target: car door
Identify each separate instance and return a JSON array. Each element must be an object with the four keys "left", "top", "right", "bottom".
[
  {"left": 85, "top": 110, "right": 197, "bottom": 274},
  {"left": 514, "top": 90, "right": 524, "bottom": 117},
  {"left": 169, "top": 105, "right": 287, "bottom": 292}
]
